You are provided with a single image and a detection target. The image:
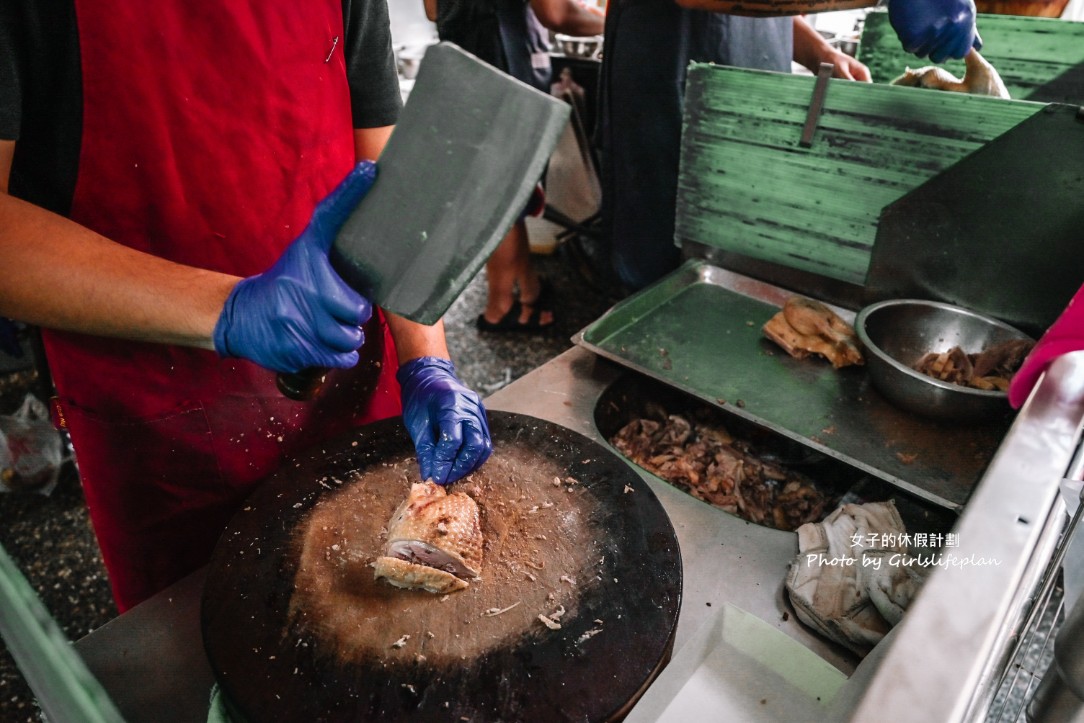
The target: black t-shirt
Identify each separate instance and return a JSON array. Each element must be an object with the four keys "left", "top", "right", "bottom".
[
  {"left": 0, "top": 0, "right": 402, "bottom": 216},
  {"left": 433, "top": 0, "right": 507, "bottom": 72},
  {"left": 433, "top": 0, "right": 551, "bottom": 91}
]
